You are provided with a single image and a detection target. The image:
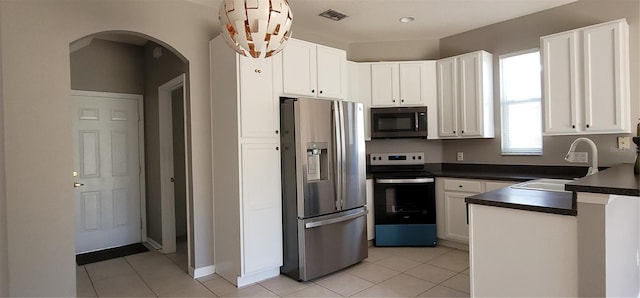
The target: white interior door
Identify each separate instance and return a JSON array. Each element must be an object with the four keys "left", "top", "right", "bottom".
[{"left": 73, "top": 91, "right": 142, "bottom": 254}]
